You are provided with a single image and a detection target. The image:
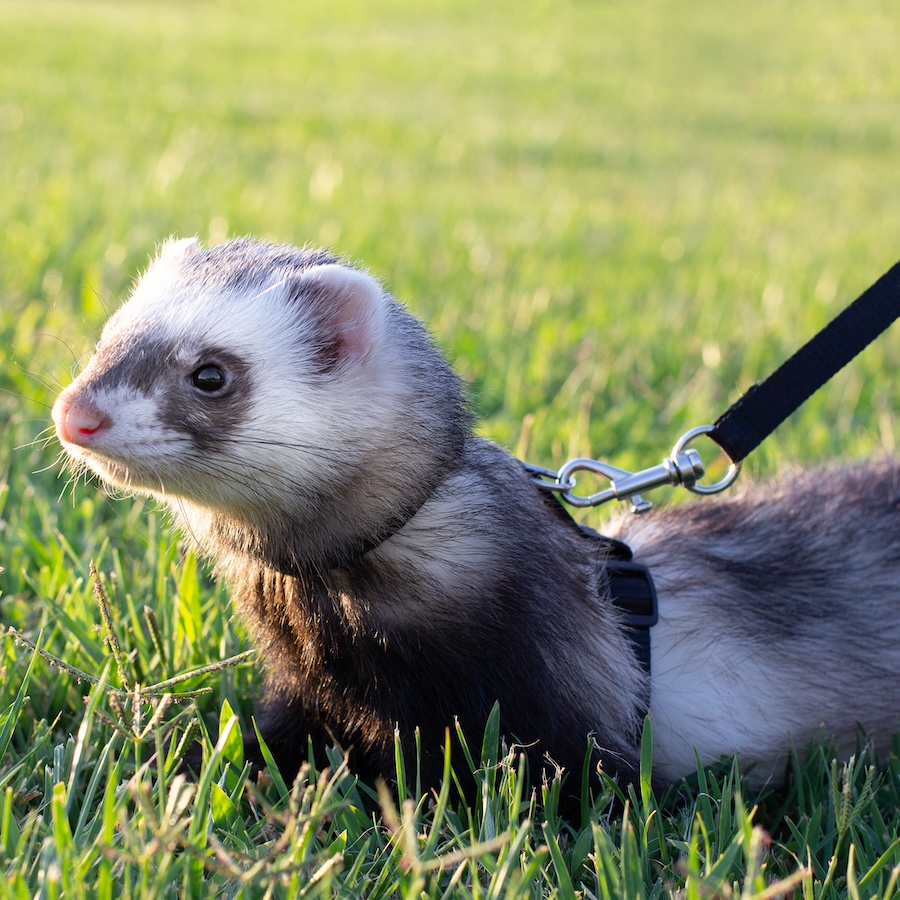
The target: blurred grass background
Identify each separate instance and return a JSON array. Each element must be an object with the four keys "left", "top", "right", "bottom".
[
  {"left": 3, "top": 0, "right": 899, "bottom": 471},
  {"left": 0, "top": 0, "right": 899, "bottom": 891}
]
